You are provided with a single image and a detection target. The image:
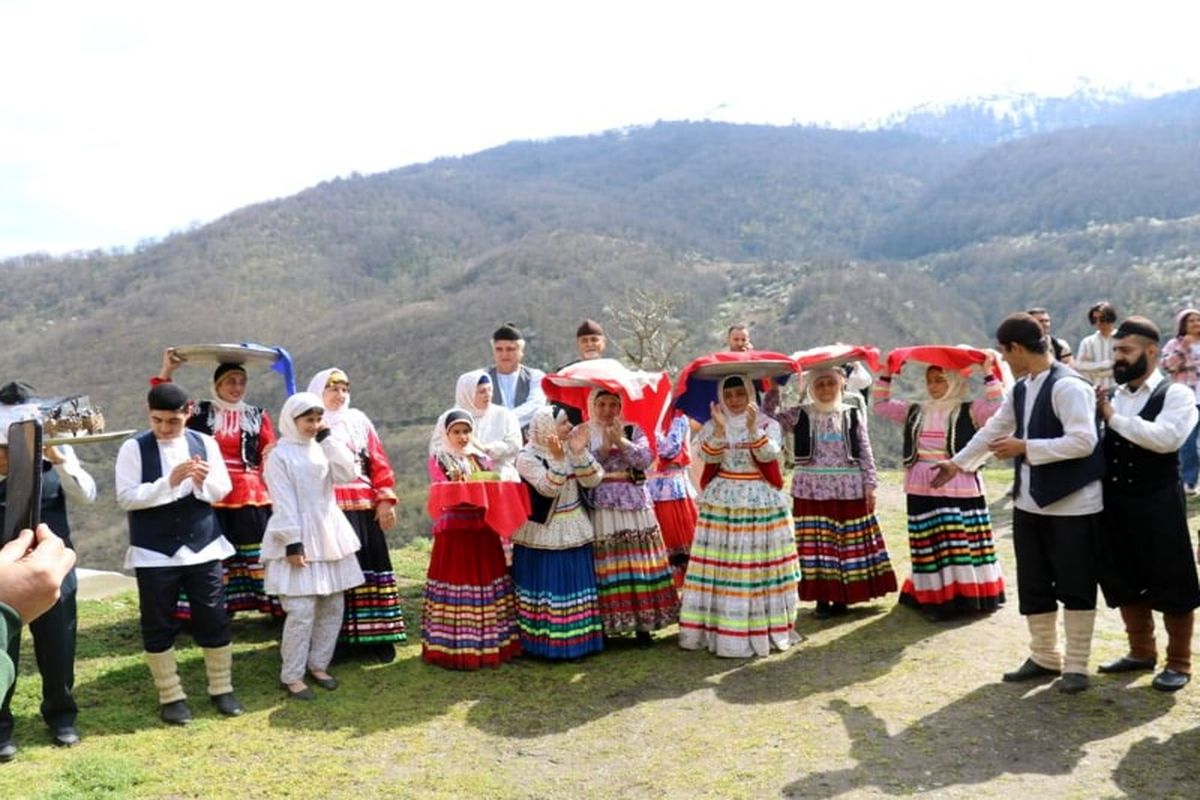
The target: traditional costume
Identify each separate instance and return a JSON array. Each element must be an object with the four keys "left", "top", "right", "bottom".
[
  {"left": 511, "top": 406, "right": 606, "bottom": 660},
  {"left": 115, "top": 383, "right": 243, "bottom": 724},
  {"left": 307, "top": 368, "right": 406, "bottom": 661},
  {"left": 263, "top": 393, "right": 364, "bottom": 692},
  {"left": 874, "top": 359, "right": 1006, "bottom": 619},
  {"left": 422, "top": 409, "right": 520, "bottom": 669},
  {"left": 783, "top": 367, "right": 896, "bottom": 613},
  {"left": 1096, "top": 317, "right": 1200, "bottom": 691},
  {"left": 154, "top": 364, "right": 280, "bottom": 618},
  {"left": 586, "top": 390, "right": 679, "bottom": 638},
  {"left": 953, "top": 357, "right": 1104, "bottom": 692},
  {"left": 678, "top": 375, "right": 800, "bottom": 657},
  {"left": 648, "top": 412, "right": 699, "bottom": 590}
]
